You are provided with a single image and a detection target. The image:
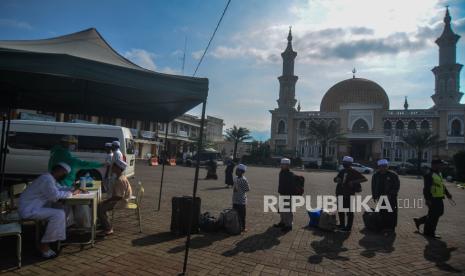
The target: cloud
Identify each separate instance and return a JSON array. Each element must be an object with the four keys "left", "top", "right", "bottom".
[
  {"left": 191, "top": 50, "right": 203, "bottom": 60},
  {"left": 124, "top": 49, "right": 157, "bottom": 70},
  {"left": 0, "top": 19, "right": 32, "bottom": 30}
]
